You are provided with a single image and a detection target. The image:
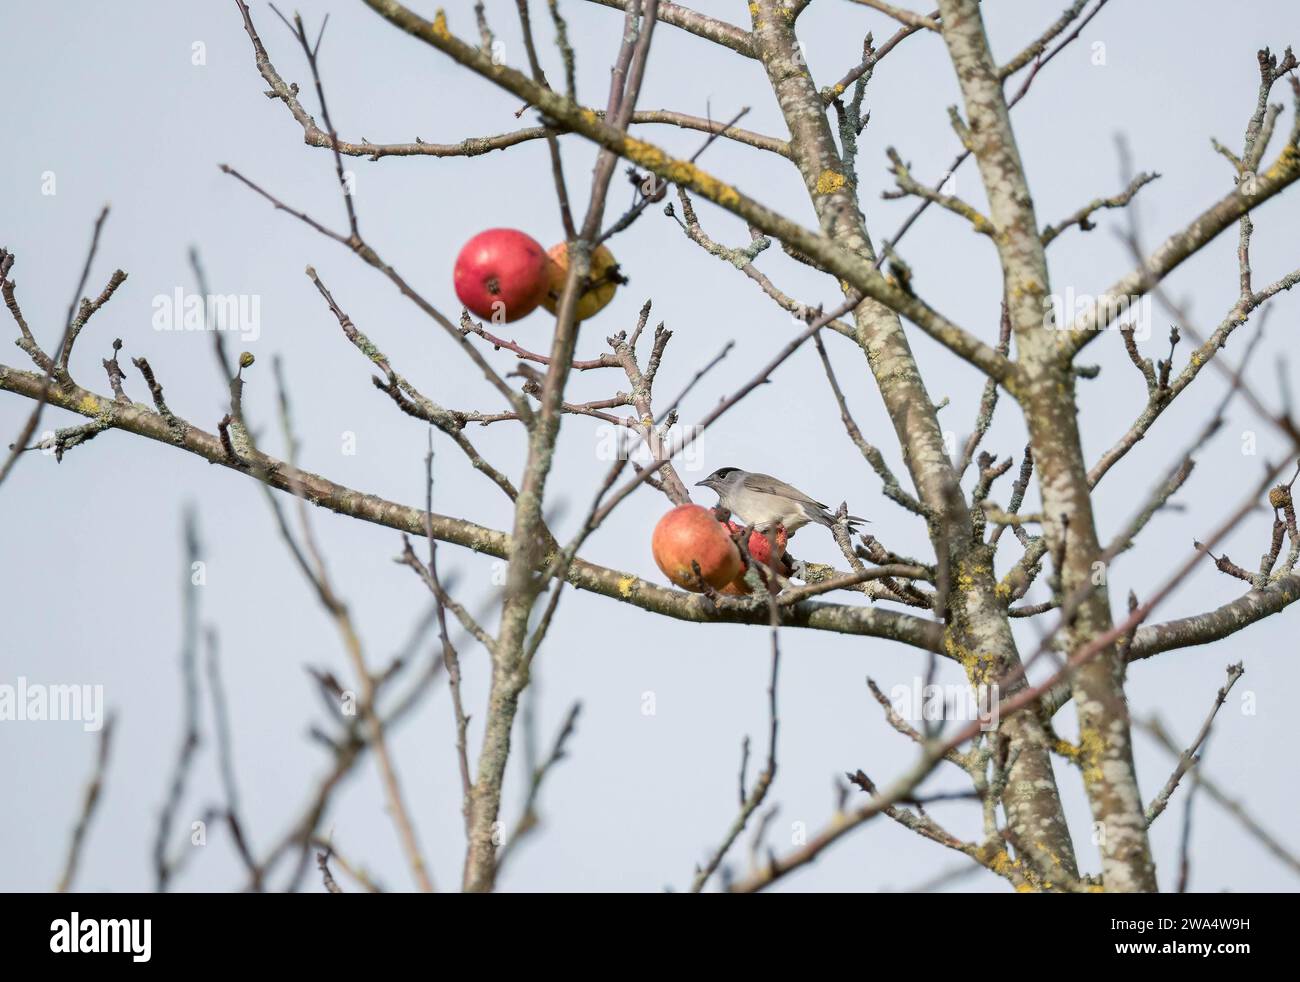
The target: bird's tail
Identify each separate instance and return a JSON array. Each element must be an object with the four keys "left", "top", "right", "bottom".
[{"left": 812, "top": 507, "right": 869, "bottom": 529}]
